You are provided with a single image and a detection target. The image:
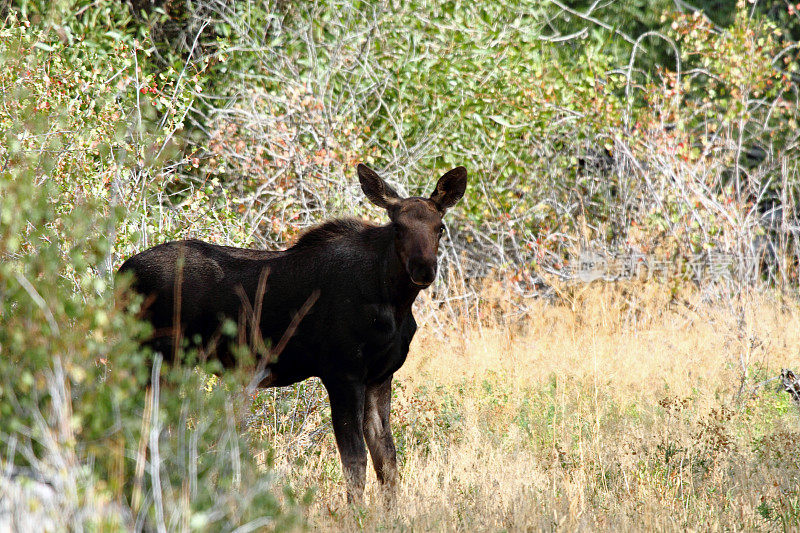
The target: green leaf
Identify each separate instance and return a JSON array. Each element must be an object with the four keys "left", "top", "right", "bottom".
[{"left": 488, "top": 115, "right": 513, "bottom": 127}]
